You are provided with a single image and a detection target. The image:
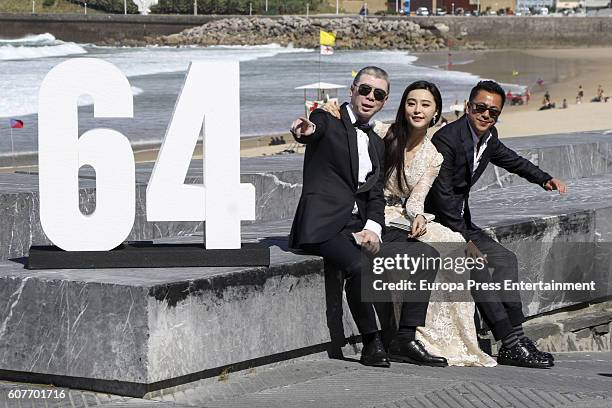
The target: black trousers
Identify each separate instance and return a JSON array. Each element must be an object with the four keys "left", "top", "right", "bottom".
[
  {"left": 470, "top": 231, "right": 525, "bottom": 340},
  {"left": 381, "top": 227, "right": 439, "bottom": 328},
  {"left": 302, "top": 215, "right": 379, "bottom": 335}
]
